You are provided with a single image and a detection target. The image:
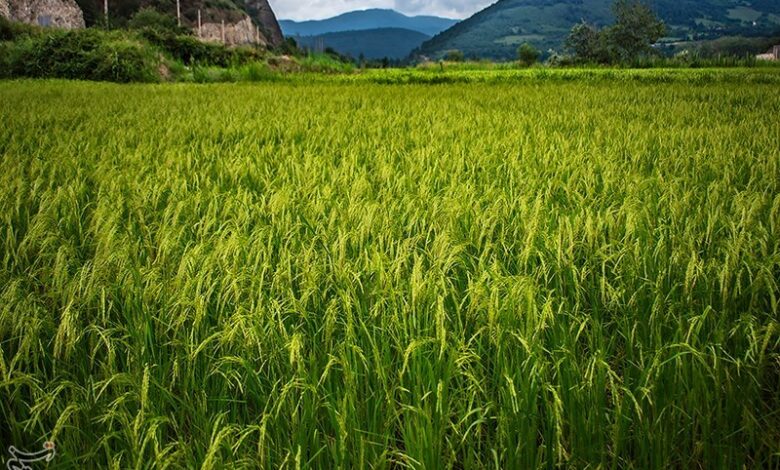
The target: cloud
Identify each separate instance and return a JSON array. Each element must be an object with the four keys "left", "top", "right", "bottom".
[
  {"left": 269, "top": 0, "right": 495, "bottom": 21},
  {"left": 393, "top": 0, "right": 492, "bottom": 17}
]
